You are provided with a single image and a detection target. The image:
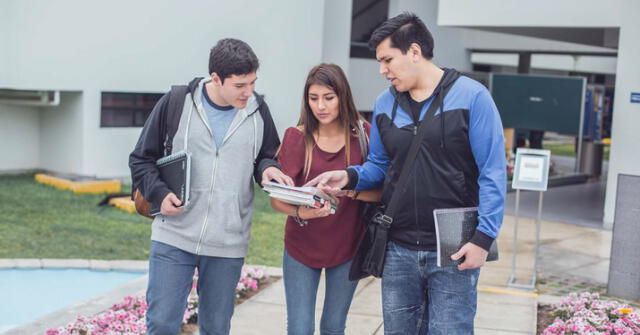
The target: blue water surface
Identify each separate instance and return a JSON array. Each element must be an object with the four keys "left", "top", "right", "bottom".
[{"left": 0, "top": 268, "right": 144, "bottom": 332}]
